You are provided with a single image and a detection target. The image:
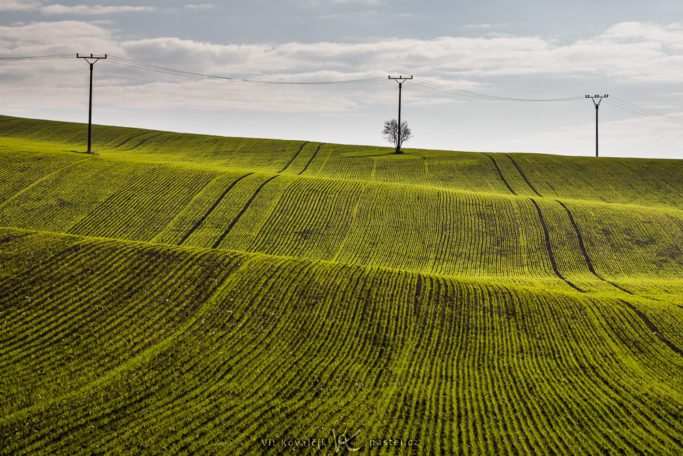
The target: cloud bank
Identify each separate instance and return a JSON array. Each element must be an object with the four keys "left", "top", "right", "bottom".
[{"left": 0, "top": 19, "right": 680, "bottom": 156}]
